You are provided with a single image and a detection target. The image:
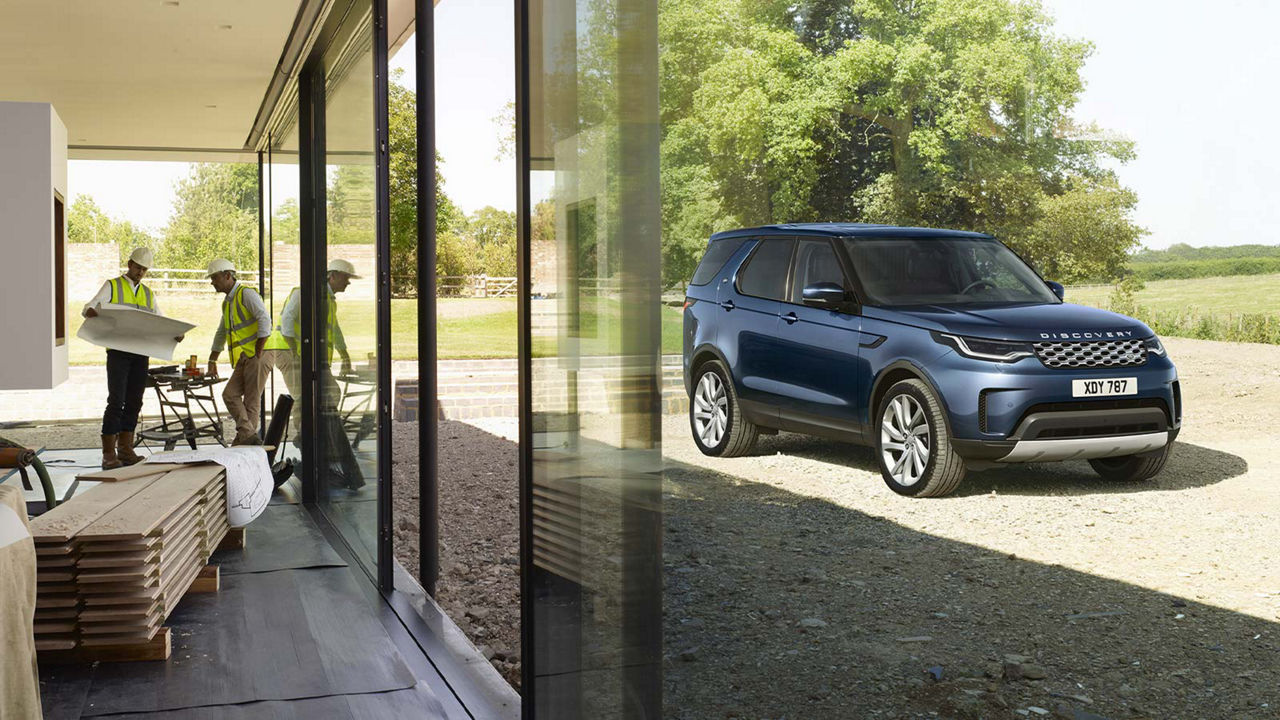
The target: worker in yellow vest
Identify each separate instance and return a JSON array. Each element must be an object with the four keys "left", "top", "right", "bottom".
[
  {"left": 205, "top": 259, "right": 272, "bottom": 446},
  {"left": 262, "top": 259, "right": 358, "bottom": 433},
  {"left": 83, "top": 247, "right": 184, "bottom": 469}
]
